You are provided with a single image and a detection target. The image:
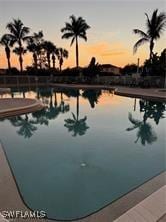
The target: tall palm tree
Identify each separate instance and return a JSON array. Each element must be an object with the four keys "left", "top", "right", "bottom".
[
  {"left": 42, "top": 41, "right": 56, "bottom": 69},
  {"left": 27, "top": 31, "right": 44, "bottom": 69},
  {"left": 61, "top": 15, "right": 90, "bottom": 68},
  {"left": 13, "top": 46, "right": 26, "bottom": 62},
  {"left": 0, "top": 34, "right": 12, "bottom": 70},
  {"left": 57, "top": 48, "right": 69, "bottom": 71},
  {"left": 6, "top": 19, "right": 30, "bottom": 72},
  {"left": 133, "top": 9, "right": 166, "bottom": 61},
  {"left": 51, "top": 48, "right": 59, "bottom": 69}
]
